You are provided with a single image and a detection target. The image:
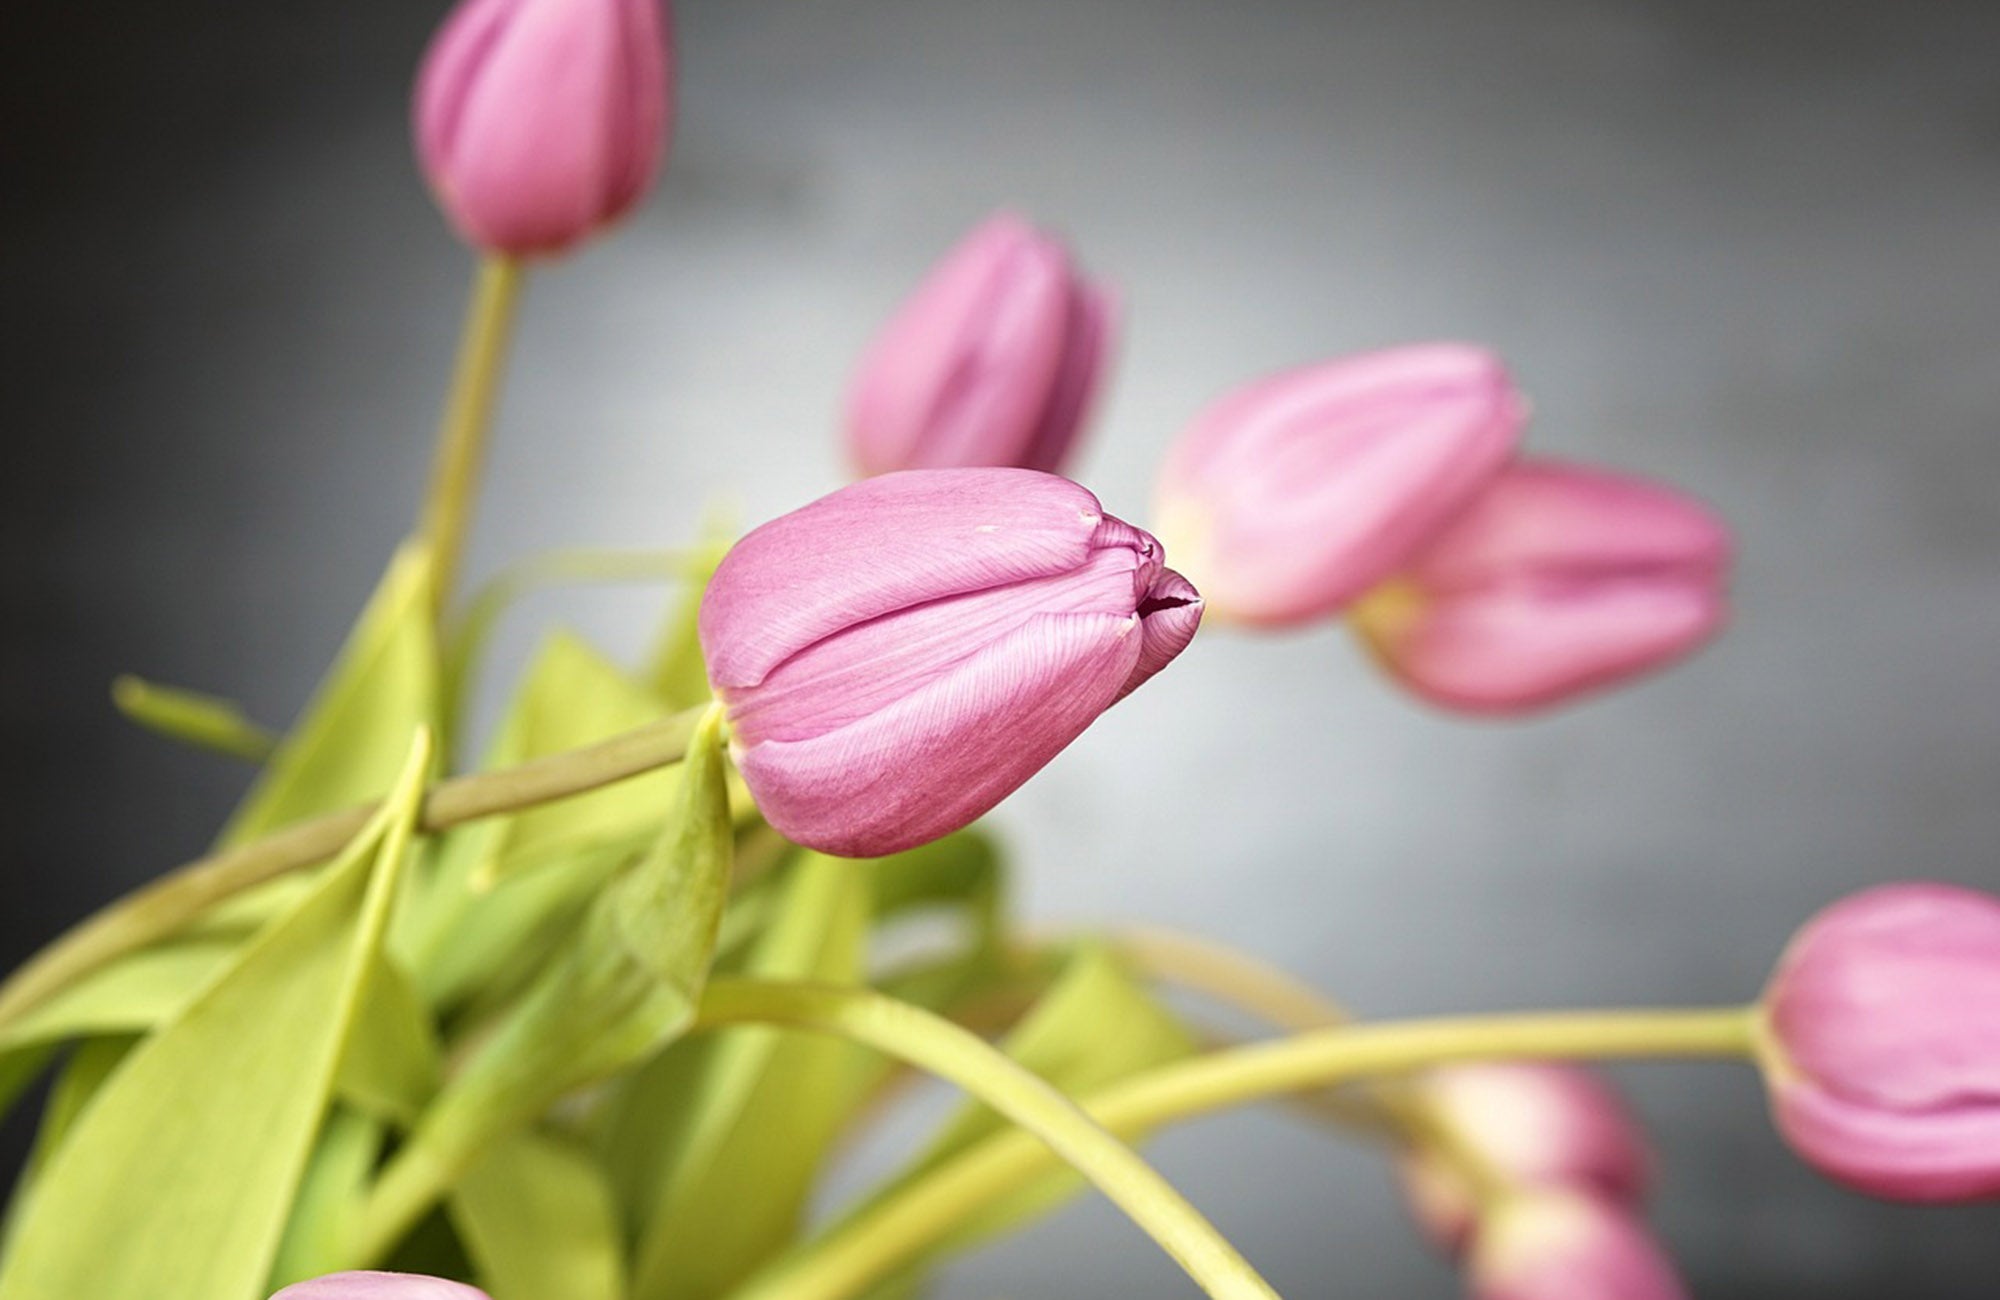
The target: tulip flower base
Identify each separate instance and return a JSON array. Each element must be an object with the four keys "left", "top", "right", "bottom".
[{"left": 6, "top": 4, "right": 1998, "bottom": 1300}]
